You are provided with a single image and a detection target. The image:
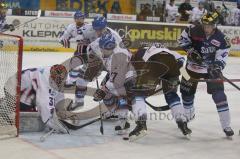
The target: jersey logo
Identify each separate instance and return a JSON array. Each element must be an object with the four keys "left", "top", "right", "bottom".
[{"left": 210, "top": 39, "right": 220, "bottom": 47}]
